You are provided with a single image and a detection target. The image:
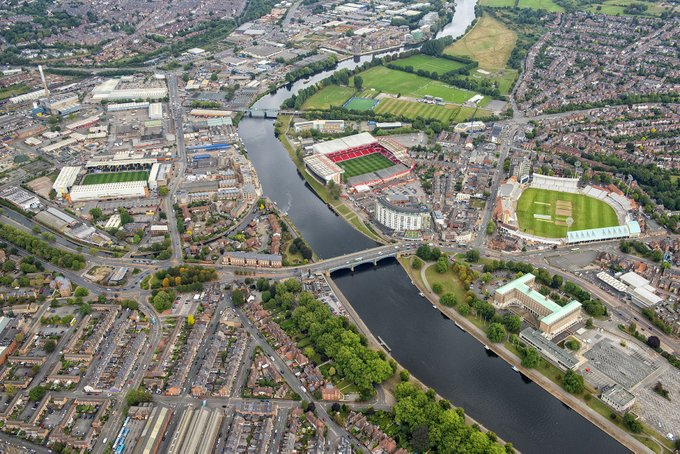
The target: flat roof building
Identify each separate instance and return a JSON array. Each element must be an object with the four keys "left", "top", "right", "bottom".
[
  {"left": 148, "top": 103, "right": 163, "bottom": 120},
  {"left": 600, "top": 384, "right": 636, "bottom": 413},
  {"left": 566, "top": 221, "right": 641, "bottom": 244},
  {"left": 519, "top": 327, "right": 580, "bottom": 371},
  {"left": 495, "top": 273, "right": 582, "bottom": 339}
]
